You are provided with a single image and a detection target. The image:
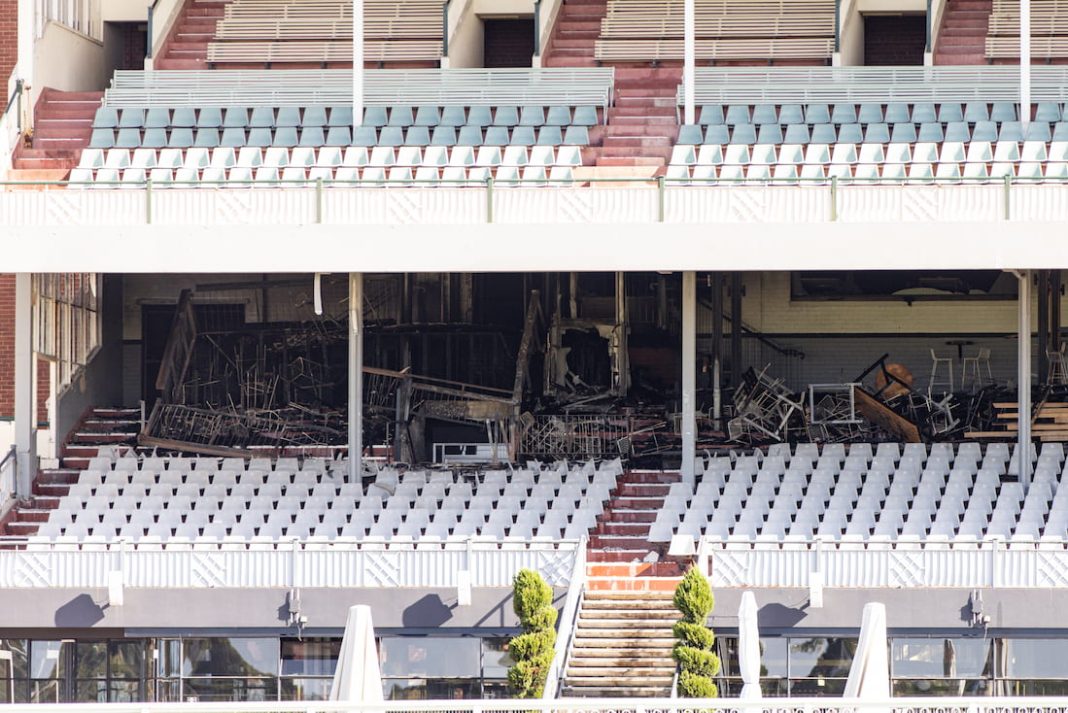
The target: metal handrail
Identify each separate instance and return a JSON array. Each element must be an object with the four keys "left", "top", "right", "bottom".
[
  {"left": 146, "top": 0, "right": 162, "bottom": 59},
  {"left": 2, "top": 78, "right": 23, "bottom": 131},
  {"left": 0, "top": 446, "right": 16, "bottom": 474},
  {"left": 534, "top": 0, "right": 542, "bottom": 57},
  {"left": 441, "top": 0, "right": 451, "bottom": 56}
]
